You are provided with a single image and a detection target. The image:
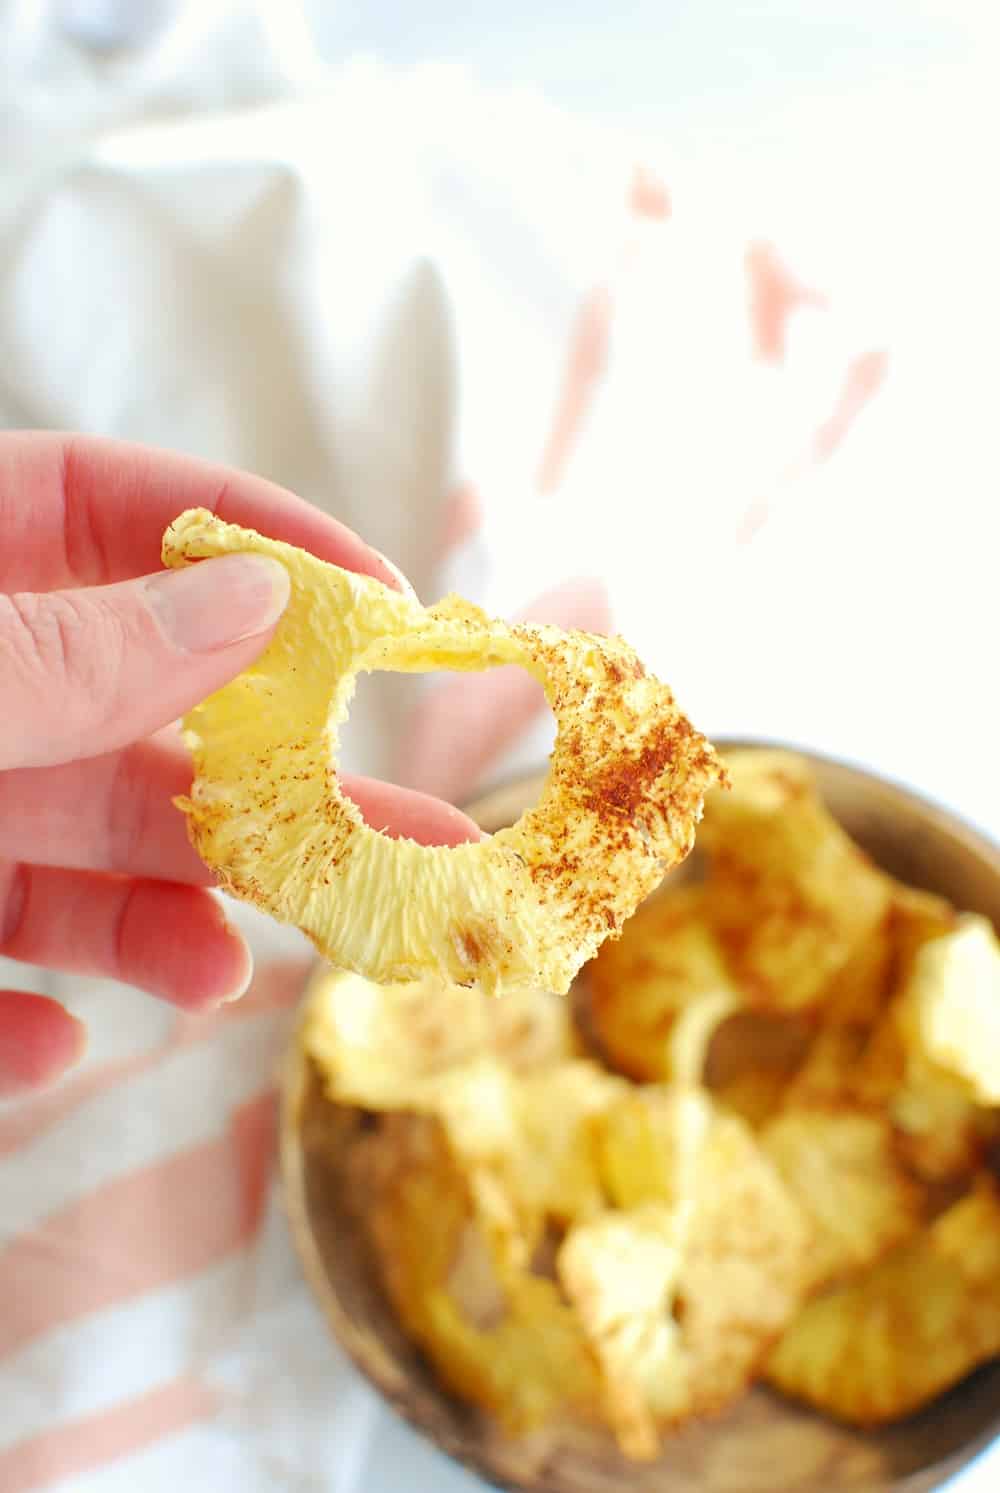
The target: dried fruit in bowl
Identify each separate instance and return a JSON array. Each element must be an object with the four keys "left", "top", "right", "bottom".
[
  {"left": 700, "top": 750, "right": 890, "bottom": 1012},
  {"left": 760, "top": 1108, "right": 924, "bottom": 1290},
  {"left": 432, "top": 1059, "right": 627, "bottom": 1268},
  {"left": 834, "top": 911, "right": 1000, "bottom": 1185},
  {"left": 898, "top": 915, "right": 1000, "bottom": 1106},
  {"left": 162, "top": 509, "right": 725, "bottom": 995},
  {"left": 562, "top": 1088, "right": 809, "bottom": 1459},
  {"left": 589, "top": 885, "right": 741, "bottom": 1084},
  {"left": 302, "top": 967, "right": 578, "bottom": 1111},
  {"left": 767, "top": 1177, "right": 1000, "bottom": 1425},
  {"left": 556, "top": 1205, "right": 687, "bottom": 1460},
  {"left": 366, "top": 1114, "right": 599, "bottom": 1431}
]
